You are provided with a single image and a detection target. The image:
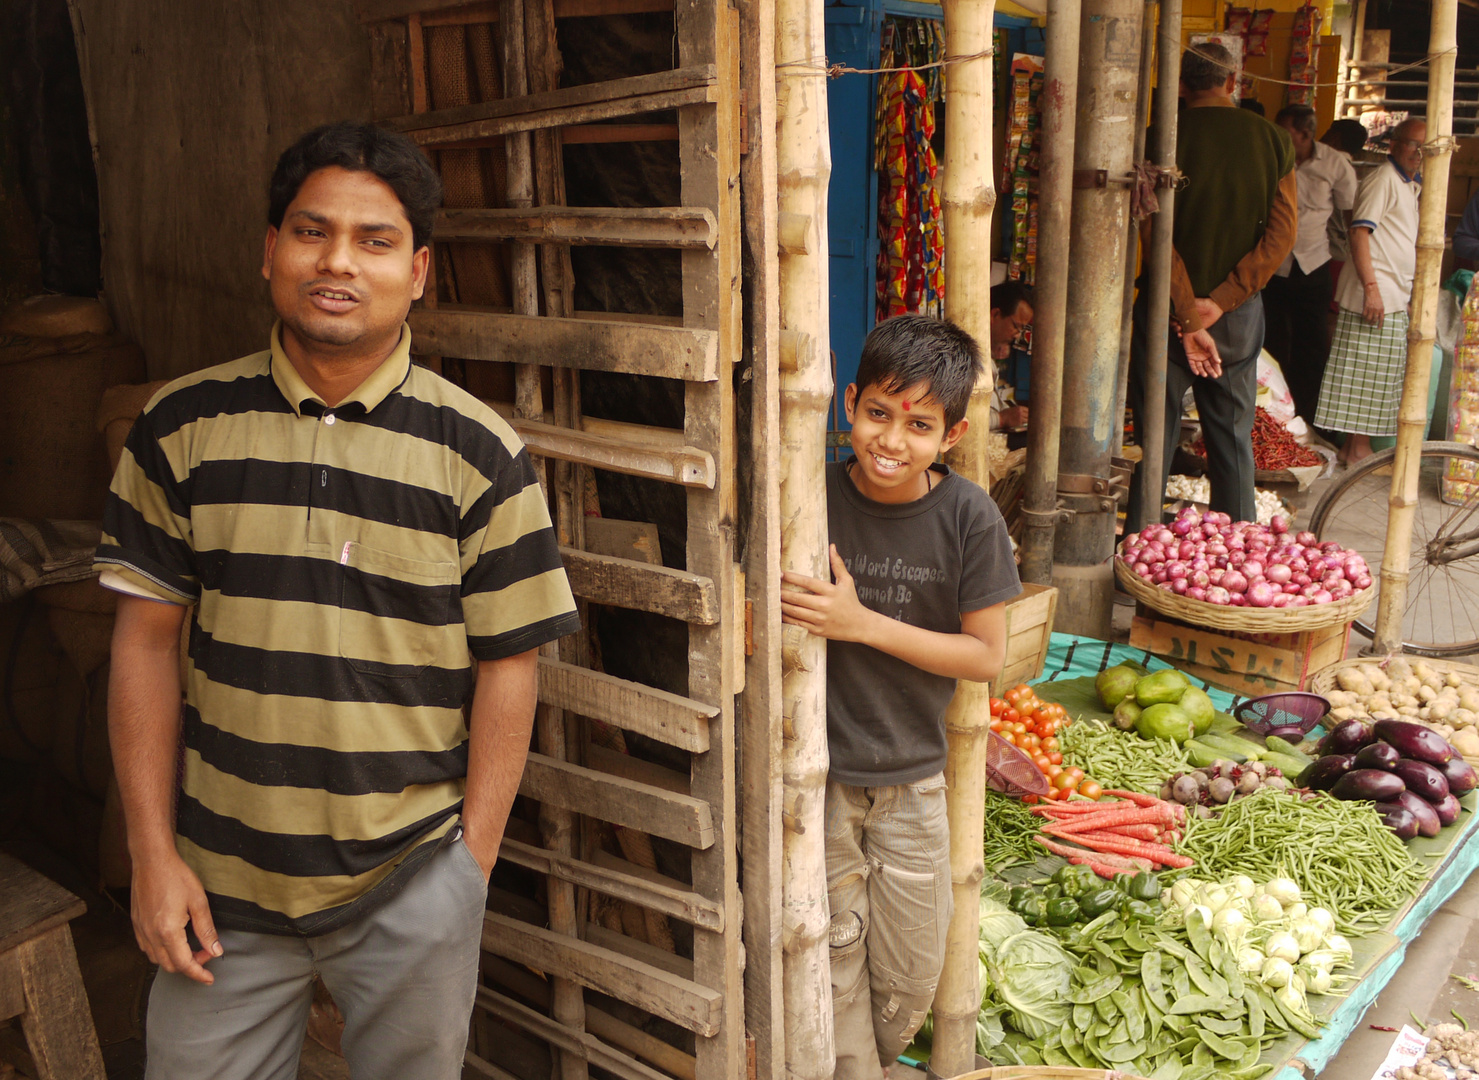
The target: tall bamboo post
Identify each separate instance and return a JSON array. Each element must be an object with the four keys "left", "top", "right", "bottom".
[
  {"left": 1135, "top": 0, "right": 1183, "bottom": 532},
  {"left": 934, "top": 1, "right": 995, "bottom": 1074},
  {"left": 1372, "top": 0, "right": 1458, "bottom": 655},
  {"left": 1020, "top": 0, "right": 1081, "bottom": 583},
  {"left": 775, "top": 0, "right": 834, "bottom": 1076}
]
